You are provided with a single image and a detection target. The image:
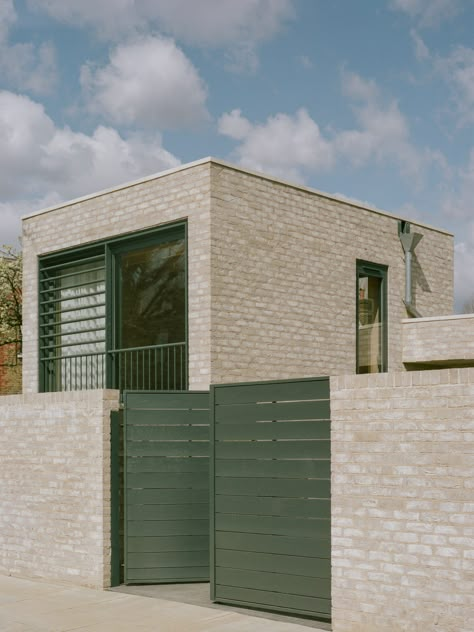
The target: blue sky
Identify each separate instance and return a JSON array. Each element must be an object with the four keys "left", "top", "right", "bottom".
[{"left": 1, "top": 0, "right": 473, "bottom": 309}]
